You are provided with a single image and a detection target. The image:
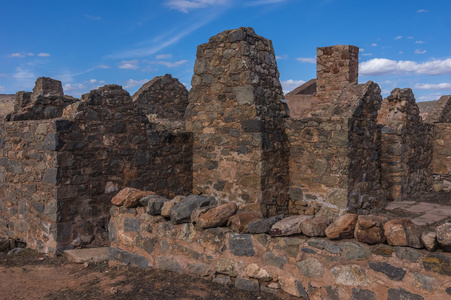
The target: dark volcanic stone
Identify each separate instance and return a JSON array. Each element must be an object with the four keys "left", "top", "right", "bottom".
[
  {"left": 423, "top": 253, "right": 451, "bottom": 276},
  {"left": 387, "top": 288, "right": 423, "bottom": 300},
  {"left": 352, "top": 288, "right": 376, "bottom": 300},
  {"left": 124, "top": 217, "right": 140, "bottom": 232},
  {"left": 109, "top": 247, "right": 149, "bottom": 269},
  {"left": 170, "top": 195, "right": 214, "bottom": 224},
  {"left": 264, "top": 251, "right": 287, "bottom": 269},
  {"left": 229, "top": 233, "right": 254, "bottom": 257},
  {"left": 247, "top": 214, "right": 285, "bottom": 234},
  {"left": 368, "top": 261, "right": 406, "bottom": 281},
  {"left": 235, "top": 277, "right": 260, "bottom": 292}
]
